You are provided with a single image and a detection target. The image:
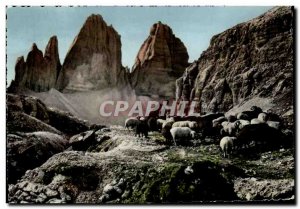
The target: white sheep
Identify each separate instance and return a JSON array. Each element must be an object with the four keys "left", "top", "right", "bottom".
[
  {"left": 125, "top": 117, "right": 139, "bottom": 129},
  {"left": 188, "top": 121, "right": 198, "bottom": 129},
  {"left": 250, "top": 118, "right": 265, "bottom": 124},
  {"left": 172, "top": 121, "right": 198, "bottom": 130},
  {"left": 257, "top": 113, "right": 268, "bottom": 122},
  {"left": 251, "top": 112, "right": 281, "bottom": 130},
  {"left": 172, "top": 121, "right": 190, "bottom": 128},
  {"left": 220, "top": 136, "right": 236, "bottom": 158},
  {"left": 170, "top": 127, "right": 196, "bottom": 146},
  {"left": 221, "top": 121, "right": 240, "bottom": 136},
  {"left": 237, "top": 119, "right": 250, "bottom": 129}
]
